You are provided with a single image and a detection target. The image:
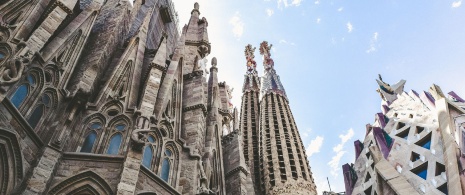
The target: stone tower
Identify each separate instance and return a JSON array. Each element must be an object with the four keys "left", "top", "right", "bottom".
[
  {"left": 240, "top": 44, "right": 262, "bottom": 194},
  {"left": 239, "top": 41, "right": 317, "bottom": 194}
]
